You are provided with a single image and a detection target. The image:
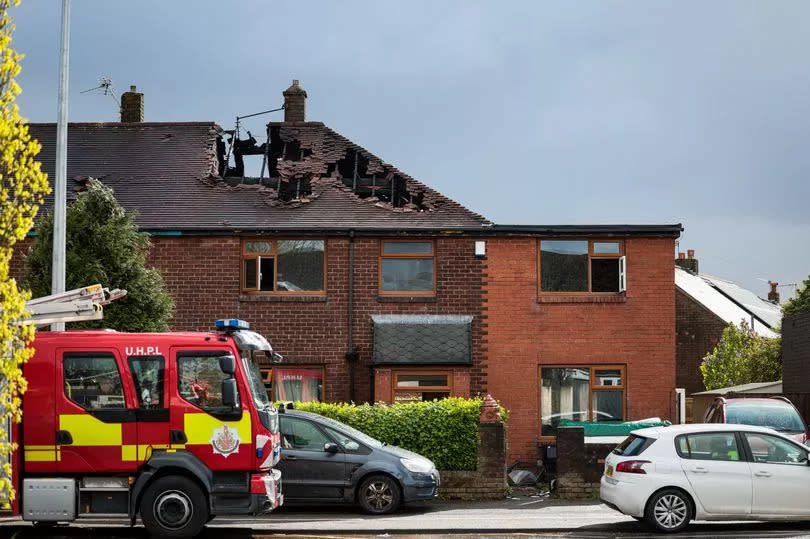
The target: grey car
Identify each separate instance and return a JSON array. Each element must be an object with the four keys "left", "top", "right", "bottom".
[{"left": 276, "top": 409, "right": 440, "bottom": 514}]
